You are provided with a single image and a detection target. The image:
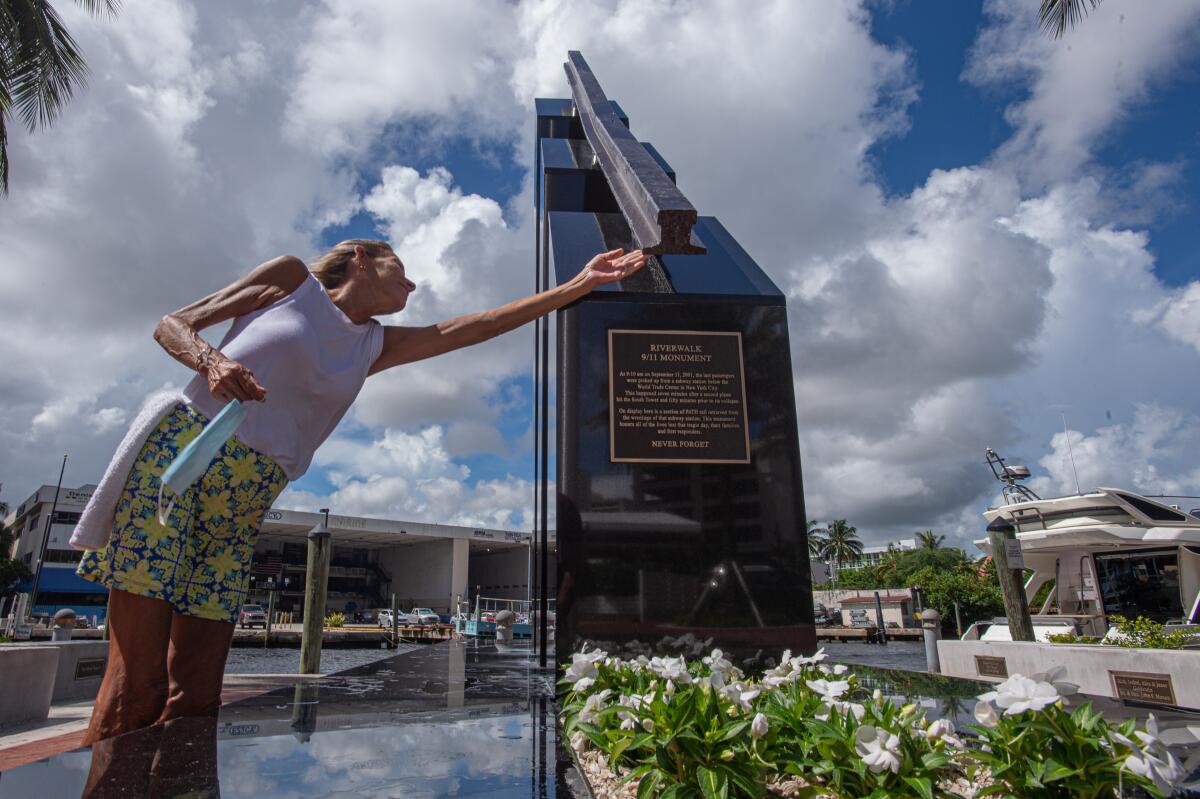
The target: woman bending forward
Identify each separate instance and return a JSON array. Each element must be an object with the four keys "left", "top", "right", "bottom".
[{"left": 75, "top": 240, "right": 646, "bottom": 742}]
